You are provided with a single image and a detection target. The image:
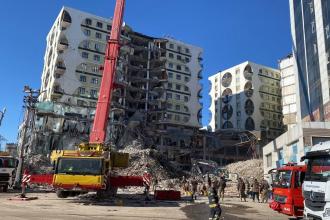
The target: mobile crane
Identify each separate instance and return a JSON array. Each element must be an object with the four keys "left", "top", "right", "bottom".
[{"left": 50, "top": 0, "right": 135, "bottom": 198}]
